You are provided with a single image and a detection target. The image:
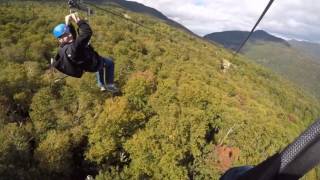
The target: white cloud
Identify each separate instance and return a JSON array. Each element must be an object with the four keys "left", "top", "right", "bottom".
[{"left": 128, "top": 0, "right": 320, "bottom": 42}]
